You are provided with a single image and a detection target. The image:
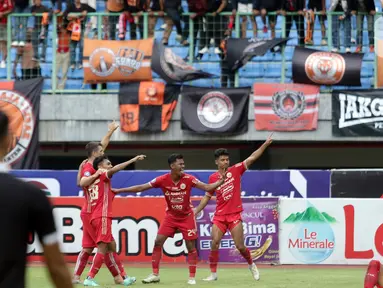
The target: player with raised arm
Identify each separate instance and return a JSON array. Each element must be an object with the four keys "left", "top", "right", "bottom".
[
  {"left": 73, "top": 121, "right": 132, "bottom": 285},
  {"left": 194, "top": 135, "right": 273, "bottom": 282},
  {"left": 113, "top": 154, "right": 226, "bottom": 285},
  {"left": 83, "top": 154, "right": 146, "bottom": 287}
]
